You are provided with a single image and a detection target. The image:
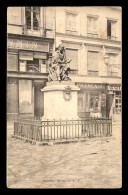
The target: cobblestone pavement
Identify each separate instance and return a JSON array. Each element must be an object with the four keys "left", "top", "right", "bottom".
[{"left": 7, "top": 122, "right": 122, "bottom": 189}]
